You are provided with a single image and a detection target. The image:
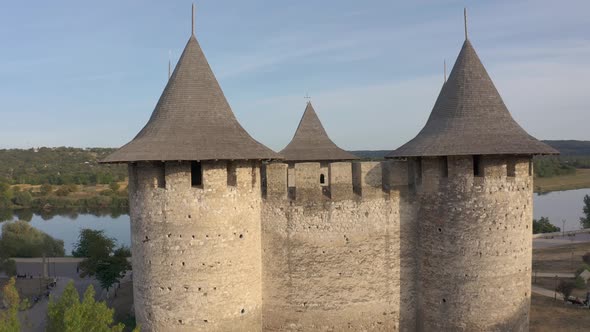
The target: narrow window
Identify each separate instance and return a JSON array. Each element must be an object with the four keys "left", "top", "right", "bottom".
[
  {"left": 251, "top": 164, "right": 257, "bottom": 188},
  {"left": 441, "top": 157, "right": 449, "bottom": 177},
  {"left": 156, "top": 162, "right": 166, "bottom": 188},
  {"left": 320, "top": 174, "right": 325, "bottom": 184},
  {"left": 473, "top": 155, "right": 482, "bottom": 177},
  {"left": 416, "top": 157, "right": 423, "bottom": 179},
  {"left": 528, "top": 160, "right": 533, "bottom": 176},
  {"left": 191, "top": 161, "right": 202, "bottom": 187},
  {"left": 227, "top": 161, "right": 237, "bottom": 187},
  {"left": 507, "top": 159, "right": 516, "bottom": 177}
]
